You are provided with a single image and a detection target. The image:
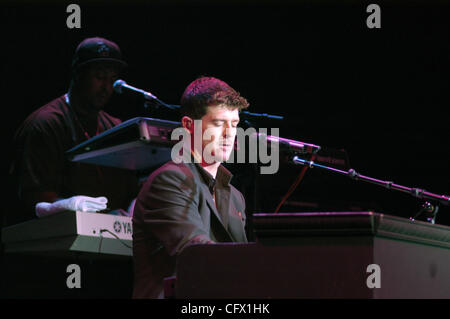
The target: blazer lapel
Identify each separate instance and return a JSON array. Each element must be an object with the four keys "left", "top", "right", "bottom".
[
  {"left": 202, "top": 185, "right": 235, "bottom": 241},
  {"left": 187, "top": 162, "right": 236, "bottom": 241},
  {"left": 217, "top": 185, "right": 247, "bottom": 242},
  {"left": 215, "top": 185, "right": 230, "bottom": 228}
]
